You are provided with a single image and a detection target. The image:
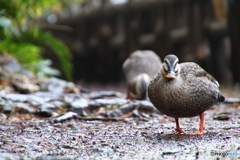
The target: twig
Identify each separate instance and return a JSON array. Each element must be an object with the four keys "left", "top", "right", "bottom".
[{"left": 76, "top": 116, "right": 125, "bottom": 121}]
